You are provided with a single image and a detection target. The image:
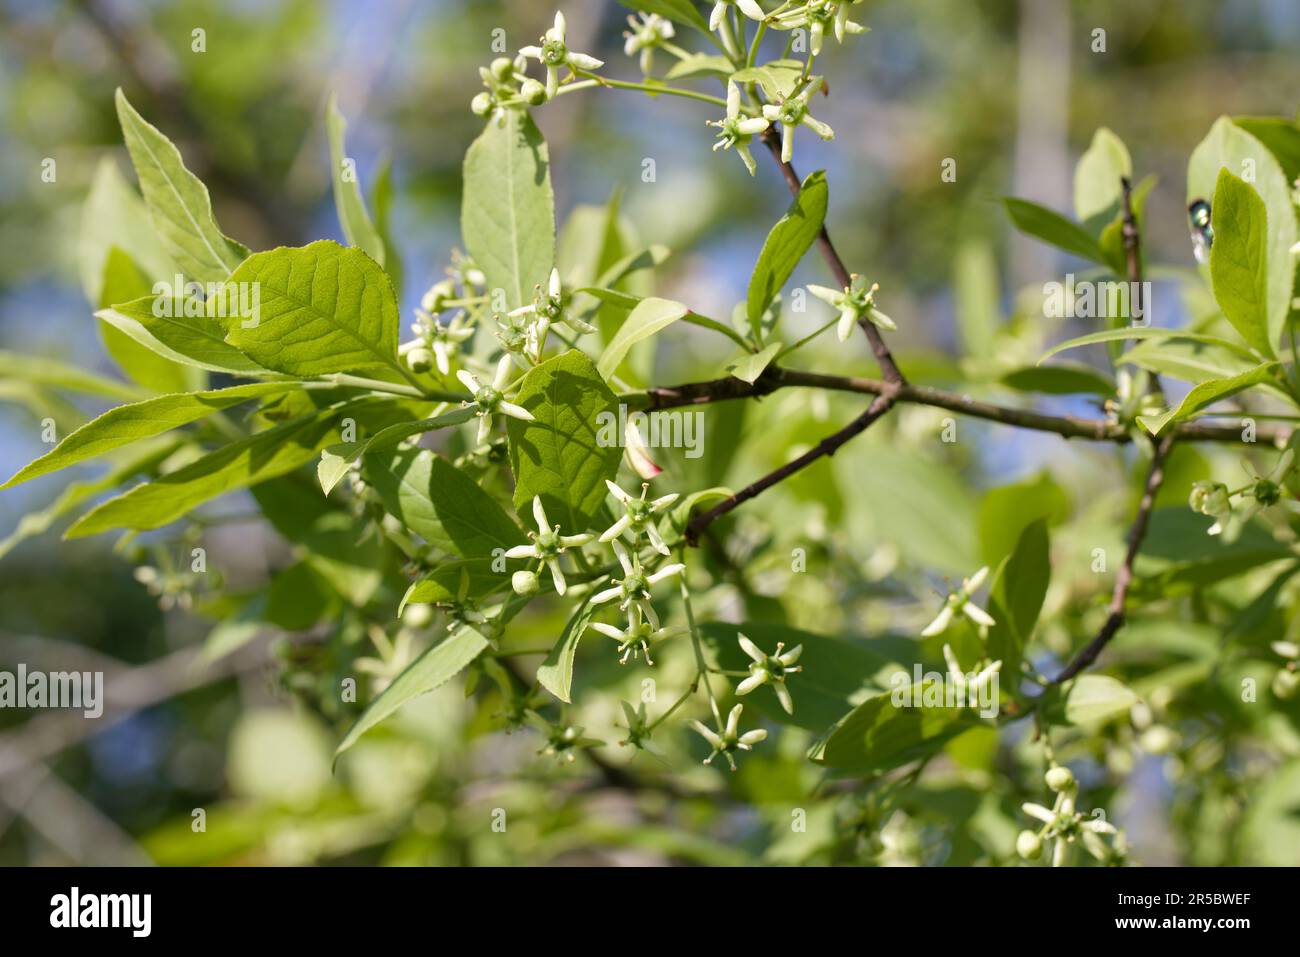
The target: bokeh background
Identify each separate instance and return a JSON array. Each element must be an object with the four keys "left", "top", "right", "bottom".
[{"left": 1, "top": 0, "right": 1298, "bottom": 865}]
